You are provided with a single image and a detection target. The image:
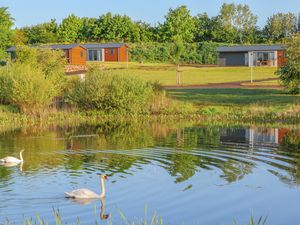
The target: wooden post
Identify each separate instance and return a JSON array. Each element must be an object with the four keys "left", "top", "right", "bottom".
[
  {"left": 176, "top": 65, "right": 183, "bottom": 86},
  {"left": 249, "top": 51, "right": 254, "bottom": 83}
]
